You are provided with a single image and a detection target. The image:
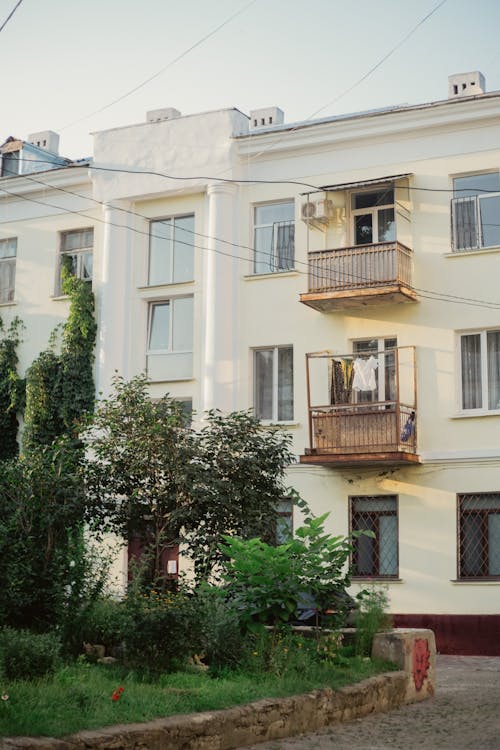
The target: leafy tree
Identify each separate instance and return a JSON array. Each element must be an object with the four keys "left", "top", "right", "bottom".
[
  {"left": 184, "top": 410, "right": 295, "bottom": 581},
  {"left": 0, "top": 316, "right": 24, "bottom": 460},
  {"left": 0, "top": 438, "right": 88, "bottom": 629},
  {"left": 82, "top": 376, "right": 296, "bottom": 584},
  {"left": 82, "top": 375, "right": 196, "bottom": 584}
]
